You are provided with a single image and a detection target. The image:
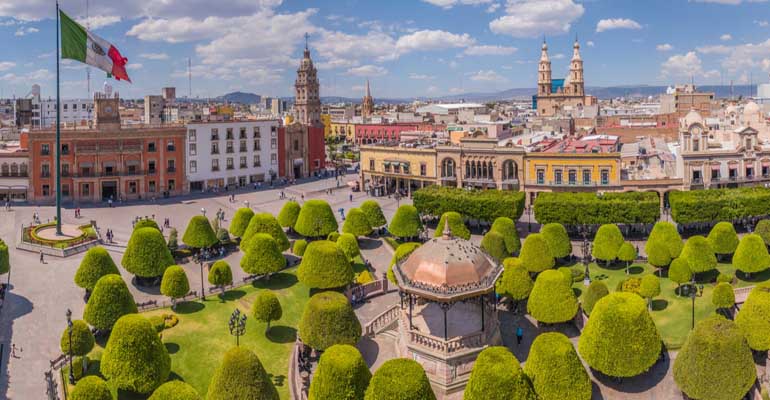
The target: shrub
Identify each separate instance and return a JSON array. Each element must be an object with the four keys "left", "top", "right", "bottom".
[
  {"left": 277, "top": 200, "right": 301, "bottom": 229},
  {"left": 134, "top": 219, "right": 160, "bottom": 231},
  {"left": 639, "top": 274, "right": 661, "bottom": 308},
  {"left": 388, "top": 242, "right": 421, "bottom": 284},
  {"left": 182, "top": 215, "right": 218, "bottom": 249},
  {"left": 208, "top": 260, "right": 233, "bottom": 292},
  {"left": 524, "top": 332, "right": 591, "bottom": 400},
  {"left": 70, "top": 376, "right": 112, "bottom": 400},
  {"left": 578, "top": 292, "right": 662, "bottom": 377},
  {"left": 464, "top": 346, "right": 535, "bottom": 400},
  {"left": 83, "top": 274, "right": 137, "bottom": 331},
  {"left": 412, "top": 185, "right": 525, "bottom": 222},
  {"left": 160, "top": 265, "right": 190, "bottom": 306},
  {"left": 527, "top": 270, "right": 579, "bottom": 324},
  {"left": 618, "top": 277, "right": 642, "bottom": 294},
  {"left": 617, "top": 242, "right": 637, "bottom": 273},
  {"left": 167, "top": 228, "right": 178, "bottom": 251},
  {"left": 434, "top": 211, "right": 470, "bottom": 240},
  {"left": 342, "top": 208, "right": 372, "bottom": 237},
  {"left": 122, "top": 227, "right": 175, "bottom": 278},
  {"left": 252, "top": 290, "right": 282, "bottom": 333},
  {"left": 294, "top": 199, "right": 339, "bottom": 238},
  {"left": 557, "top": 266, "right": 573, "bottom": 284},
  {"left": 592, "top": 224, "right": 624, "bottom": 264},
  {"left": 681, "top": 235, "right": 718, "bottom": 274},
  {"left": 717, "top": 272, "right": 734, "bottom": 284},
  {"left": 669, "top": 257, "right": 692, "bottom": 287},
  {"left": 241, "top": 213, "right": 290, "bottom": 252},
  {"left": 534, "top": 191, "right": 659, "bottom": 225},
  {"left": 74, "top": 246, "right": 119, "bottom": 291},
  {"left": 336, "top": 233, "right": 361, "bottom": 261},
  {"left": 540, "top": 223, "right": 572, "bottom": 259},
  {"left": 669, "top": 187, "right": 770, "bottom": 223},
  {"left": 148, "top": 381, "right": 202, "bottom": 400},
  {"left": 496, "top": 257, "right": 534, "bottom": 301},
  {"left": 736, "top": 284, "right": 770, "bottom": 351},
  {"left": 708, "top": 222, "right": 739, "bottom": 256},
  {"left": 388, "top": 205, "right": 422, "bottom": 239},
  {"left": 216, "top": 228, "right": 230, "bottom": 243},
  {"left": 0, "top": 239, "right": 9, "bottom": 275},
  {"left": 60, "top": 320, "right": 95, "bottom": 357},
  {"left": 645, "top": 221, "right": 683, "bottom": 267},
  {"left": 582, "top": 280, "right": 609, "bottom": 315},
  {"left": 756, "top": 219, "right": 770, "bottom": 247},
  {"left": 240, "top": 233, "right": 286, "bottom": 276},
  {"left": 299, "top": 291, "right": 361, "bottom": 351},
  {"left": 148, "top": 315, "right": 165, "bottom": 333},
  {"left": 229, "top": 208, "right": 255, "bottom": 238},
  {"left": 519, "top": 233, "right": 554, "bottom": 273},
  {"left": 673, "top": 315, "right": 756, "bottom": 400},
  {"left": 713, "top": 282, "right": 736, "bottom": 310},
  {"left": 480, "top": 230, "right": 508, "bottom": 262},
  {"left": 206, "top": 346, "right": 279, "bottom": 400},
  {"left": 733, "top": 233, "right": 770, "bottom": 276},
  {"left": 101, "top": 314, "right": 171, "bottom": 394},
  {"left": 490, "top": 217, "right": 521, "bottom": 255},
  {"left": 163, "top": 314, "right": 179, "bottom": 329},
  {"left": 327, "top": 232, "right": 340, "bottom": 242},
  {"left": 298, "top": 240, "right": 353, "bottom": 289},
  {"left": 356, "top": 269, "right": 374, "bottom": 284},
  {"left": 360, "top": 200, "right": 387, "bottom": 228},
  {"left": 309, "top": 344, "right": 371, "bottom": 400},
  {"left": 293, "top": 239, "right": 308, "bottom": 257},
  {"left": 364, "top": 358, "right": 436, "bottom": 400}
]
